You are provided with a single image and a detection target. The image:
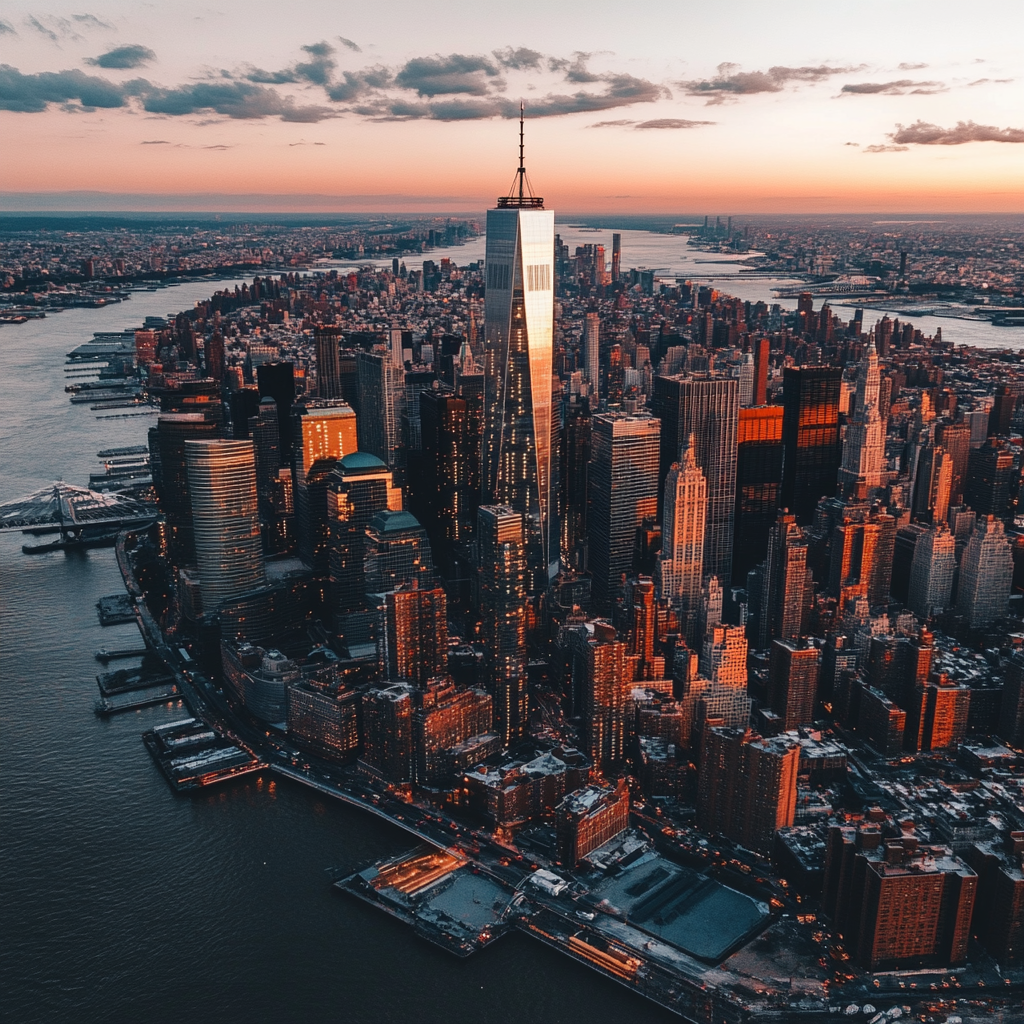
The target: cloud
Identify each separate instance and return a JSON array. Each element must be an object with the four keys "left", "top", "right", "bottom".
[
  {"left": 141, "top": 139, "right": 169, "bottom": 144},
  {"left": 841, "top": 79, "right": 945, "bottom": 96},
  {"left": 73, "top": 14, "right": 113, "bottom": 30},
  {"left": 548, "top": 52, "right": 603, "bottom": 84},
  {"left": 0, "top": 64, "right": 130, "bottom": 111},
  {"left": 26, "top": 16, "right": 62, "bottom": 41},
  {"left": 394, "top": 53, "right": 502, "bottom": 97},
  {"left": 635, "top": 118, "right": 715, "bottom": 129},
  {"left": 969, "top": 77, "right": 1013, "bottom": 86},
  {"left": 493, "top": 46, "right": 543, "bottom": 71},
  {"left": 890, "top": 119, "right": 1024, "bottom": 145},
  {"left": 864, "top": 144, "right": 909, "bottom": 153},
  {"left": 338, "top": 37, "right": 361, "bottom": 53},
  {"left": 589, "top": 119, "right": 636, "bottom": 127},
  {"left": 679, "top": 62, "right": 860, "bottom": 103},
  {"left": 245, "top": 41, "right": 336, "bottom": 86},
  {"left": 202, "top": 144, "right": 232, "bottom": 150},
  {"left": 0, "top": 19, "right": 15, "bottom": 34},
  {"left": 326, "top": 65, "right": 392, "bottom": 102},
  {"left": 142, "top": 81, "right": 334, "bottom": 122},
  {"left": 86, "top": 45, "right": 156, "bottom": 70},
  {"left": 898, "top": 62, "right": 928, "bottom": 71}
]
